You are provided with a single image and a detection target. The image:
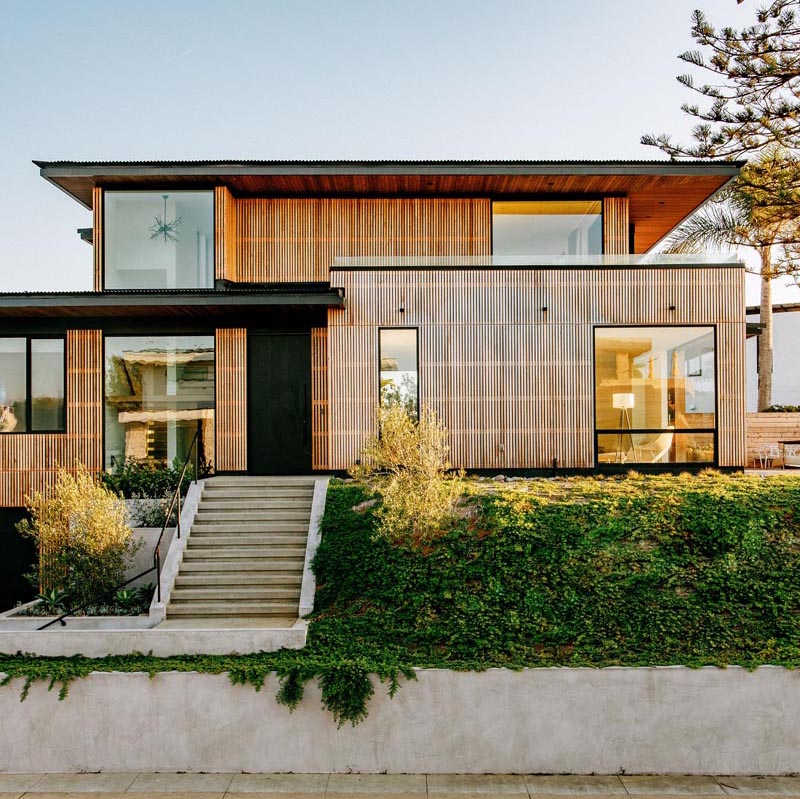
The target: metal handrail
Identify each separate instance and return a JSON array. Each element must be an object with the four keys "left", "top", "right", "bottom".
[{"left": 37, "top": 420, "right": 202, "bottom": 631}]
